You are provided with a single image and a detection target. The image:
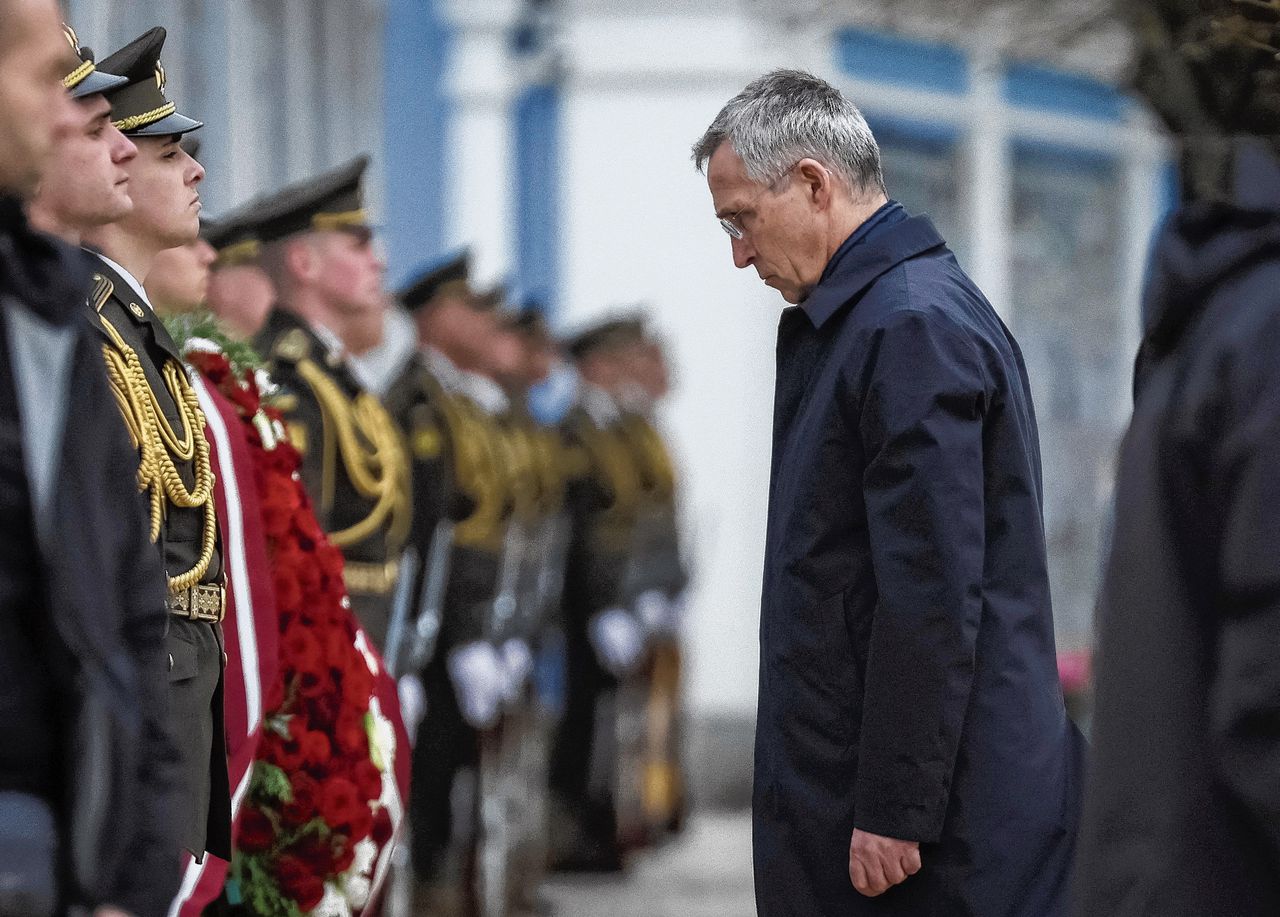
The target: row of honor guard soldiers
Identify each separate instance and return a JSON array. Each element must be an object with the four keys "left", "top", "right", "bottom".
[
  {"left": 17, "top": 14, "right": 688, "bottom": 911},
  {"left": 198, "top": 165, "right": 691, "bottom": 911}
]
